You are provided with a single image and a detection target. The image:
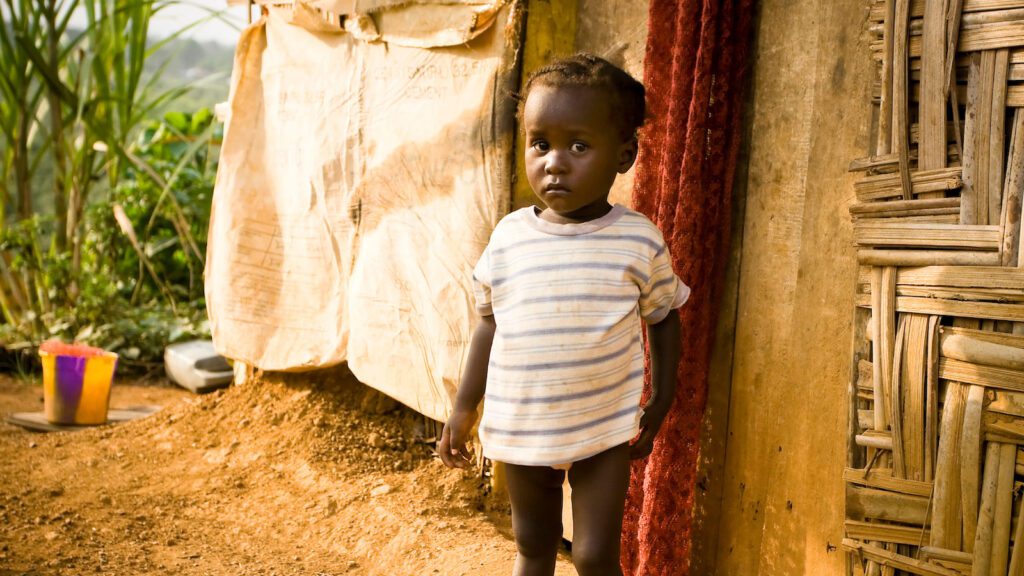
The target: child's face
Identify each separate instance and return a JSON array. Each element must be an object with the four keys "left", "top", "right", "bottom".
[{"left": 523, "top": 85, "right": 638, "bottom": 219}]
